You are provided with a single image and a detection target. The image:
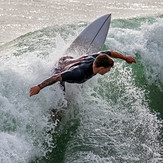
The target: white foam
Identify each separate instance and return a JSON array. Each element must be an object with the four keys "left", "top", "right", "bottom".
[
  {"left": 141, "top": 18, "right": 163, "bottom": 89},
  {"left": 0, "top": 34, "right": 68, "bottom": 162},
  {"left": 64, "top": 63, "right": 162, "bottom": 162},
  {"left": 0, "top": 132, "right": 37, "bottom": 163},
  {"left": 108, "top": 17, "right": 163, "bottom": 91}
]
